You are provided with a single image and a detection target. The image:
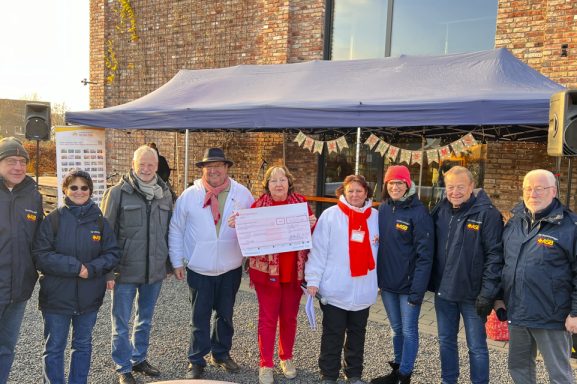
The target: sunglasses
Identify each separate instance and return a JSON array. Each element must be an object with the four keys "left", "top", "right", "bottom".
[{"left": 69, "top": 185, "right": 90, "bottom": 191}]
